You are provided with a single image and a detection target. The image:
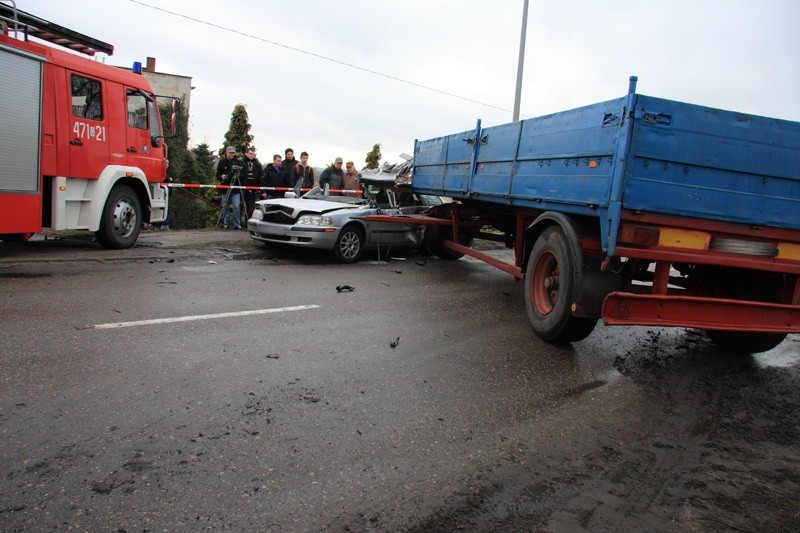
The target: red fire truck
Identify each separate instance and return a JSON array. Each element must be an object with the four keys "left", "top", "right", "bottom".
[{"left": 0, "top": 5, "right": 176, "bottom": 248}]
